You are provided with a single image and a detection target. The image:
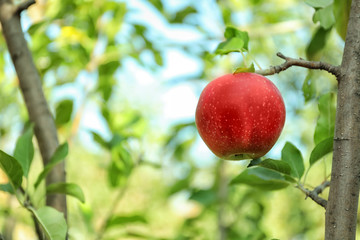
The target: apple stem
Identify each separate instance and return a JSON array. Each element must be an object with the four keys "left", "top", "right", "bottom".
[
  {"left": 239, "top": 49, "right": 248, "bottom": 68},
  {"left": 255, "top": 52, "right": 341, "bottom": 80}
]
